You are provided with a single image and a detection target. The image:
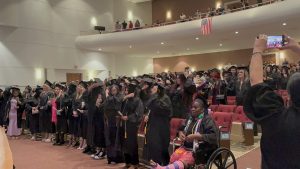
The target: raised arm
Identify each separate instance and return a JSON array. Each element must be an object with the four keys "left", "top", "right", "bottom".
[{"left": 250, "top": 35, "right": 267, "bottom": 86}]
